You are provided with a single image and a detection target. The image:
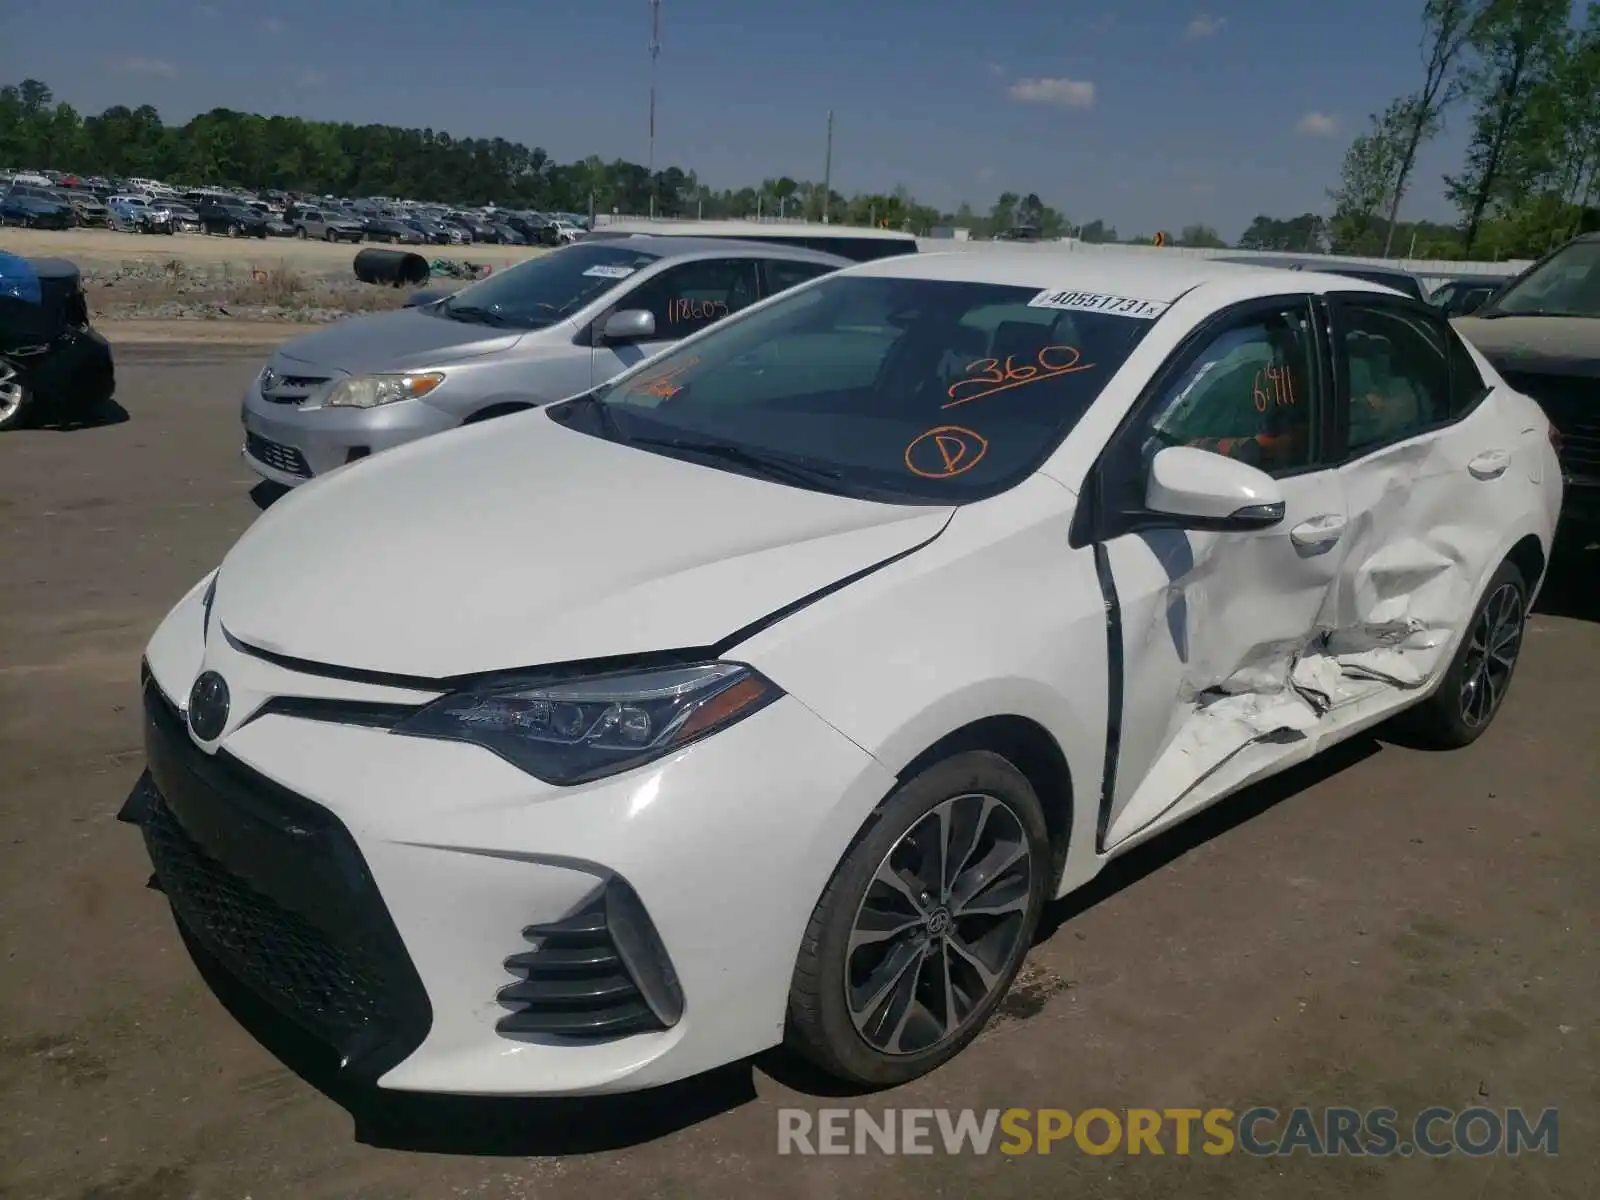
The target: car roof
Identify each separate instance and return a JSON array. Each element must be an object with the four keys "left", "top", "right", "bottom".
[
  {"left": 846, "top": 249, "right": 1415, "bottom": 301},
  {"left": 1217, "top": 254, "right": 1419, "bottom": 280},
  {"left": 618, "top": 235, "right": 851, "bottom": 267}
]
